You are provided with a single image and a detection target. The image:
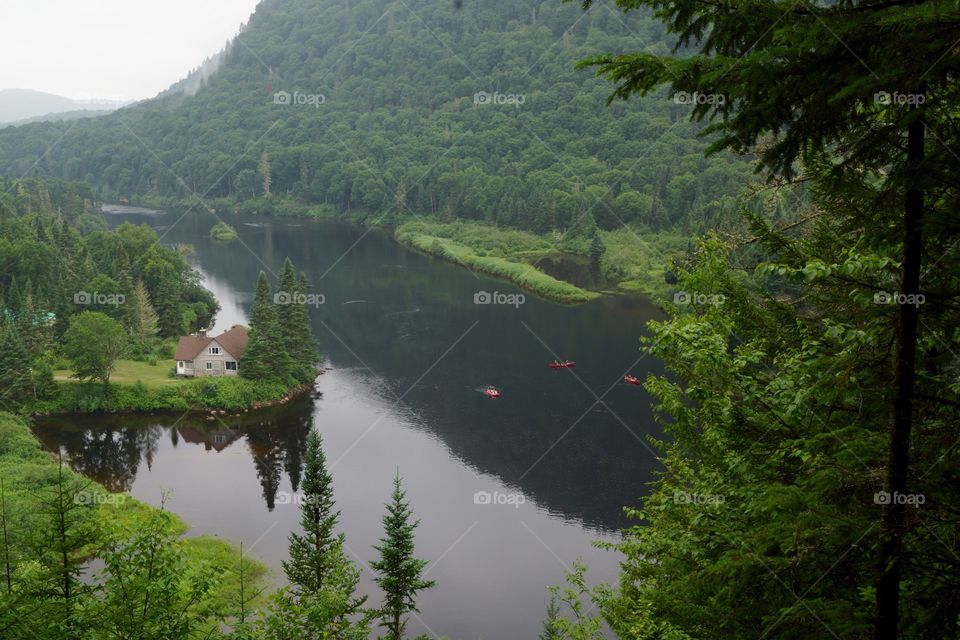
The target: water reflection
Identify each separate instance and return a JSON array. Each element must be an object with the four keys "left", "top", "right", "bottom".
[
  {"left": 97, "top": 210, "right": 666, "bottom": 531},
  {"left": 33, "top": 396, "right": 315, "bottom": 512},
  {"left": 53, "top": 207, "right": 670, "bottom": 638}
]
